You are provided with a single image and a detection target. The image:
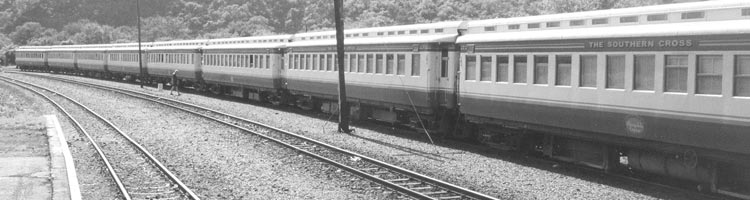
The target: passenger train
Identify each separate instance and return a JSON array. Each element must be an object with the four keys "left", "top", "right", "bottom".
[{"left": 13, "top": 0, "right": 750, "bottom": 198}]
